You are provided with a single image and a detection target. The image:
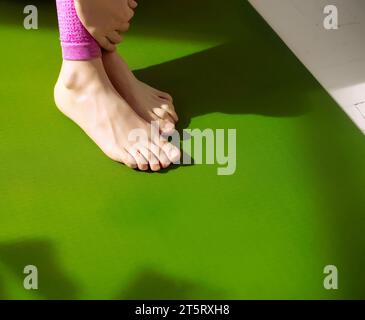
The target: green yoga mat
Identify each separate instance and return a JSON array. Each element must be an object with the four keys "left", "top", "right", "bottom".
[{"left": 0, "top": 0, "right": 364, "bottom": 299}]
